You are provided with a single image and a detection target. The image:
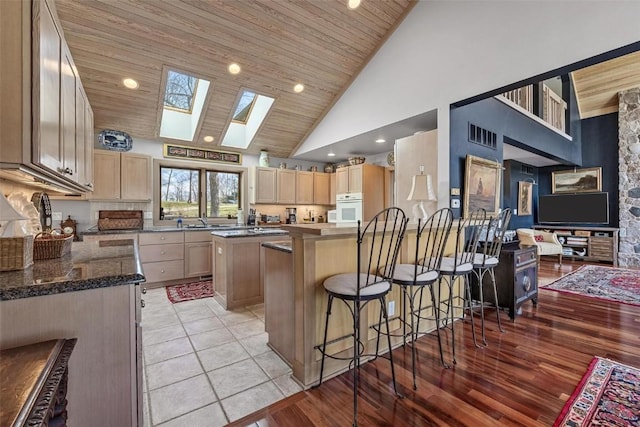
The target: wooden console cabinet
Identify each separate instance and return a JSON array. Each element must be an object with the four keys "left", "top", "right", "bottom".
[
  {"left": 472, "top": 244, "right": 538, "bottom": 320},
  {"left": 533, "top": 225, "right": 619, "bottom": 266}
]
